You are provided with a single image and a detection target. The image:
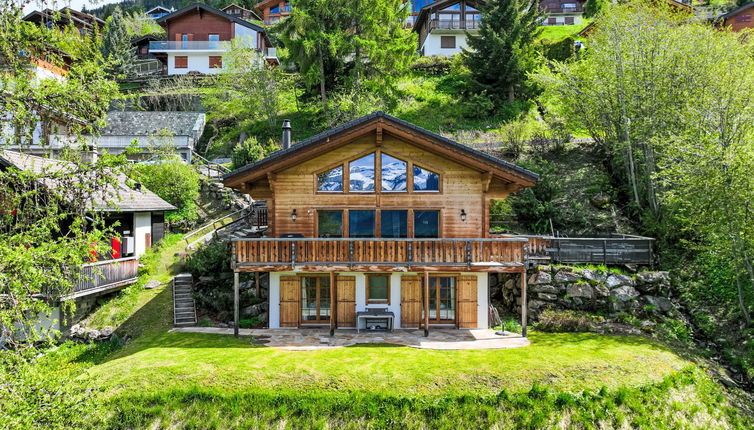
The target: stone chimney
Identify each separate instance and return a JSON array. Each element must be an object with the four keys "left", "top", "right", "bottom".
[
  {"left": 281, "top": 119, "right": 291, "bottom": 150},
  {"left": 81, "top": 144, "right": 98, "bottom": 164}
]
